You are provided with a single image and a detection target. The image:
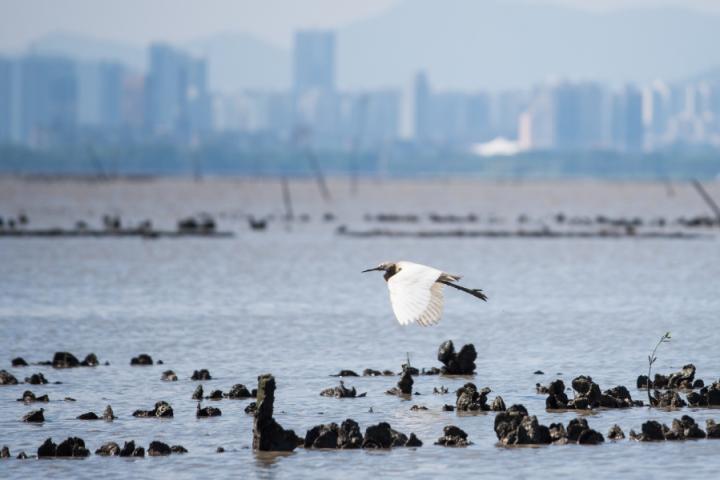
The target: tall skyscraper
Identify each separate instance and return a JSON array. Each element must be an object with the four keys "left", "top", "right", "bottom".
[
  {"left": 77, "top": 61, "right": 126, "bottom": 129},
  {"left": 611, "top": 85, "right": 643, "bottom": 152},
  {"left": 413, "top": 71, "right": 431, "bottom": 142},
  {"left": 293, "top": 31, "right": 336, "bottom": 94},
  {"left": 19, "top": 55, "right": 78, "bottom": 146},
  {"left": 145, "top": 44, "right": 211, "bottom": 138}
]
